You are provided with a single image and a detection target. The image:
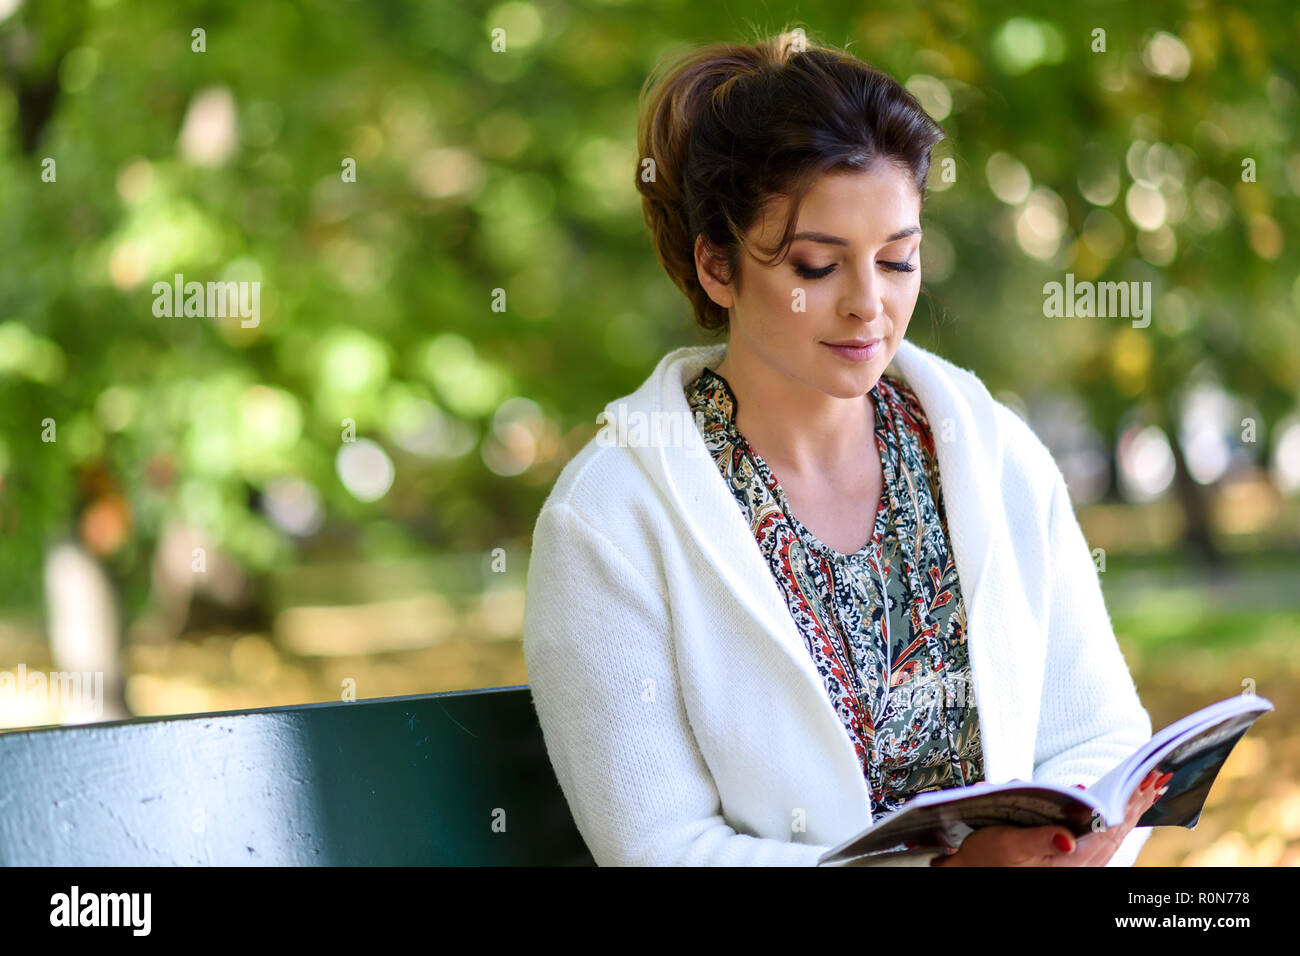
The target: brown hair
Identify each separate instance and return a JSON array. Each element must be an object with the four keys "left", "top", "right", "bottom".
[{"left": 635, "top": 29, "right": 946, "bottom": 335}]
